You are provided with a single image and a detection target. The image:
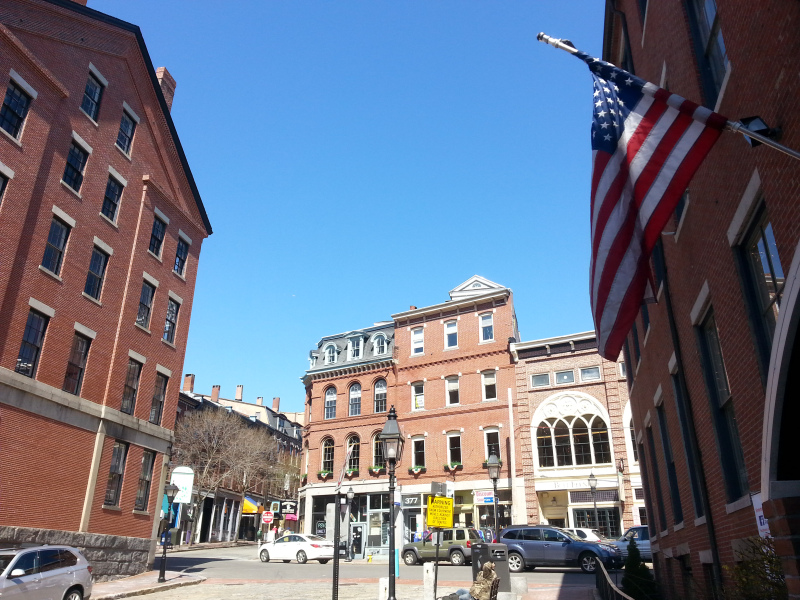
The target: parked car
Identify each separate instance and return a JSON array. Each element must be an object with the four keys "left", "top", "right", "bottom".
[
  {"left": 258, "top": 533, "right": 334, "bottom": 564},
  {"left": 498, "top": 525, "right": 623, "bottom": 573},
  {"left": 402, "top": 527, "right": 482, "bottom": 566},
  {"left": 609, "top": 526, "right": 652, "bottom": 561},
  {"left": 0, "top": 545, "right": 93, "bottom": 600},
  {"left": 564, "top": 528, "right": 611, "bottom": 542}
]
